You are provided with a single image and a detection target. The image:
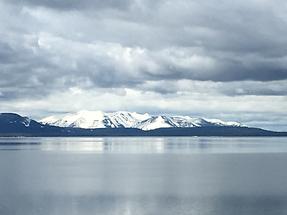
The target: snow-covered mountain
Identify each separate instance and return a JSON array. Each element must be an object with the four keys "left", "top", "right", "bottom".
[
  {"left": 40, "top": 110, "right": 243, "bottom": 131},
  {"left": 1, "top": 112, "right": 285, "bottom": 137}
]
